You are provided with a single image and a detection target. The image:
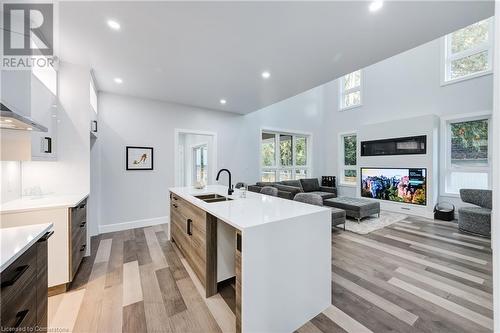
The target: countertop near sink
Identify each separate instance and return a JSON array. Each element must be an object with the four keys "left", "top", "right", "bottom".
[
  {"left": 169, "top": 185, "right": 329, "bottom": 230},
  {"left": 0, "top": 193, "right": 89, "bottom": 214},
  {"left": 0, "top": 223, "right": 53, "bottom": 272}
]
